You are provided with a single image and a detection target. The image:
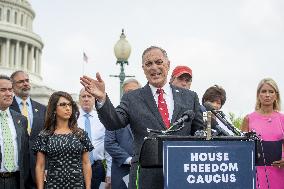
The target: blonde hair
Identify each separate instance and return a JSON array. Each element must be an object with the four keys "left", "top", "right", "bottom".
[{"left": 255, "top": 78, "right": 281, "bottom": 111}]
